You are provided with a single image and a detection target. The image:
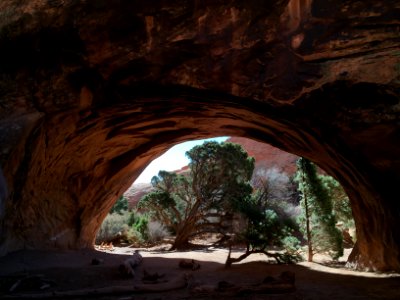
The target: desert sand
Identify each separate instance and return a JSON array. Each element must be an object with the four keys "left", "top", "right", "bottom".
[{"left": 1, "top": 245, "right": 400, "bottom": 299}]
